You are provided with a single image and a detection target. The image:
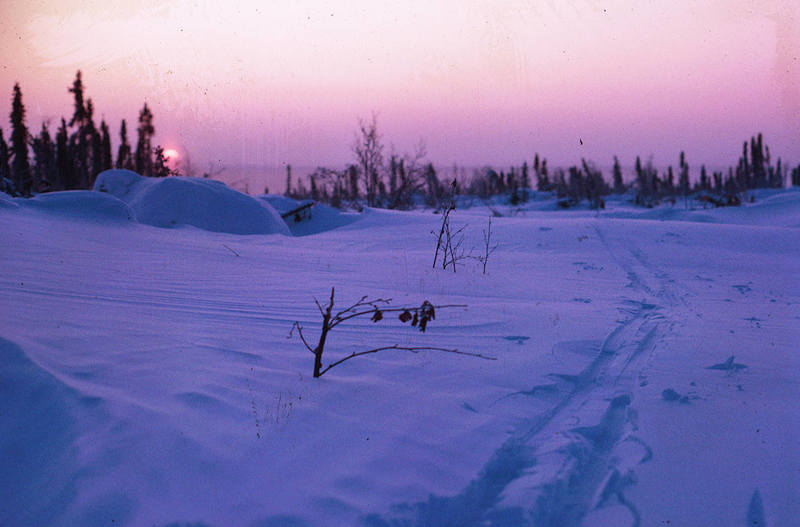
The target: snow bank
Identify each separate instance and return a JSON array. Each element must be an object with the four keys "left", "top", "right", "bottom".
[
  {"left": 0, "top": 337, "right": 80, "bottom": 526},
  {"left": 94, "top": 169, "right": 290, "bottom": 235},
  {"left": 258, "top": 194, "right": 359, "bottom": 236},
  {"left": 25, "top": 191, "right": 136, "bottom": 224},
  {"left": 2, "top": 190, "right": 799, "bottom": 525}
]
